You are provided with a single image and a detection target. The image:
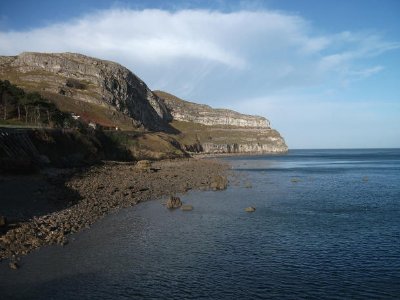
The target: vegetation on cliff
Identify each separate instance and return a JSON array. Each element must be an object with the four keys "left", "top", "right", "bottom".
[{"left": 0, "top": 80, "right": 75, "bottom": 128}]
